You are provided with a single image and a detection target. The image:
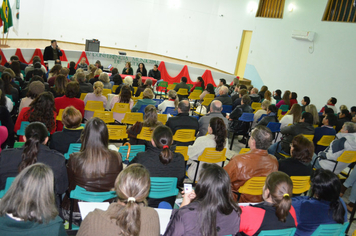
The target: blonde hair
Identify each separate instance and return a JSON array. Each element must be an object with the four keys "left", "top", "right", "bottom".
[
  {"left": 261, "top": 99, "right": 271, "bottom": 110},
  {"left": 93, "top": 81, "right": 104, "bottom": 96},
  {"left": 340, "top": 105, "right": 348, "bottom": 112},
  {"left": 99, "top": 72, "right": 110, "bottom": 83},
  {"left": 305, "top": 104, "right": 319, "bottom": 125},
  {"left": 168, "top": 90, "right": 179, "bottom": 109},
  {"left": 62, "top": 106, "right": 82, "bottom": 128},
  {"left": 94, "top": 69, "right": 102, "bottom": 76},
  {"left": 124, "top": 76, "right": 133, "bottom": 86},
  {"left": 142, "top": 88, "right": 154, "bottom": 99}
]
